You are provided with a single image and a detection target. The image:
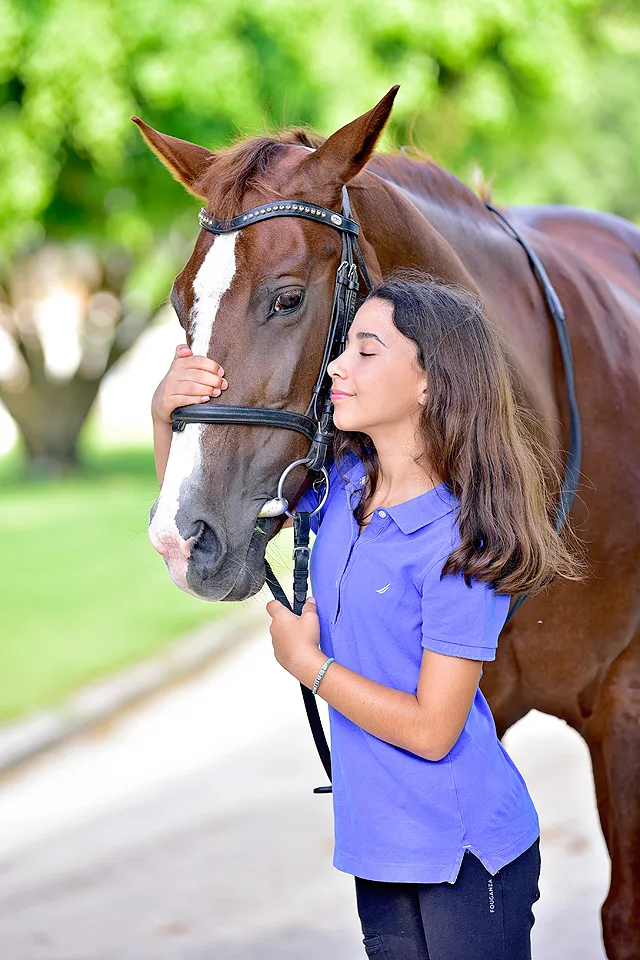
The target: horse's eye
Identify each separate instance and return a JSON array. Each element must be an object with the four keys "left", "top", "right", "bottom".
[{"left": 273, "top": 290, "right": 303, "bottom": 312}]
